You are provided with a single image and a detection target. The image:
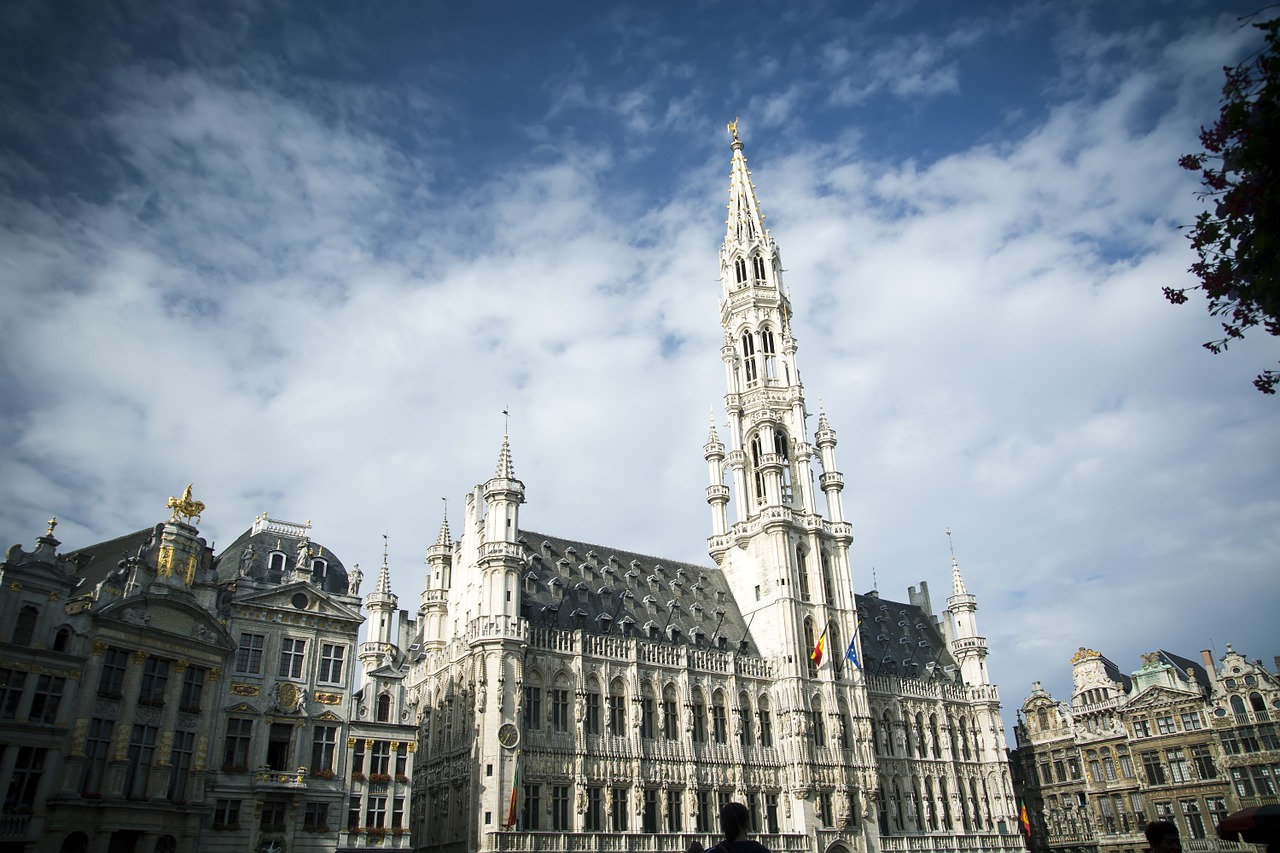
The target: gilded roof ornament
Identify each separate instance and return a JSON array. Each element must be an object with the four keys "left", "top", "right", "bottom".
[
  {"left": 166, "top": 484, "right": 206, "bottom": 524},
  {"left": 1070, "top": 647, "right": 1100, "bottom": 665},
  {"left": 1140, "top": 651, "right": 1163, "bottom": 667},
  {"left": 727, "top": 117, "right": 740, "bottom": 143},
  {"left": 46, "top": 516, "right": 58, "bottom": 536}
]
